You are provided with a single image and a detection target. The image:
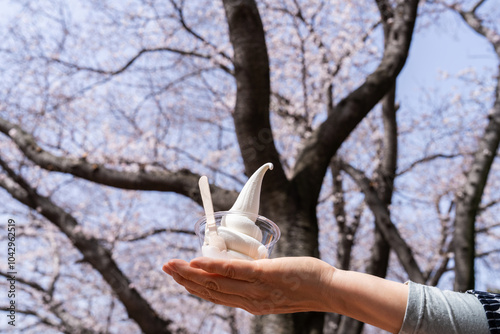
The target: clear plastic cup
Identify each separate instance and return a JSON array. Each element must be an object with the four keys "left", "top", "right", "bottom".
[{"left": 194, "top": 211, "right": 281, "bottom": 260}]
